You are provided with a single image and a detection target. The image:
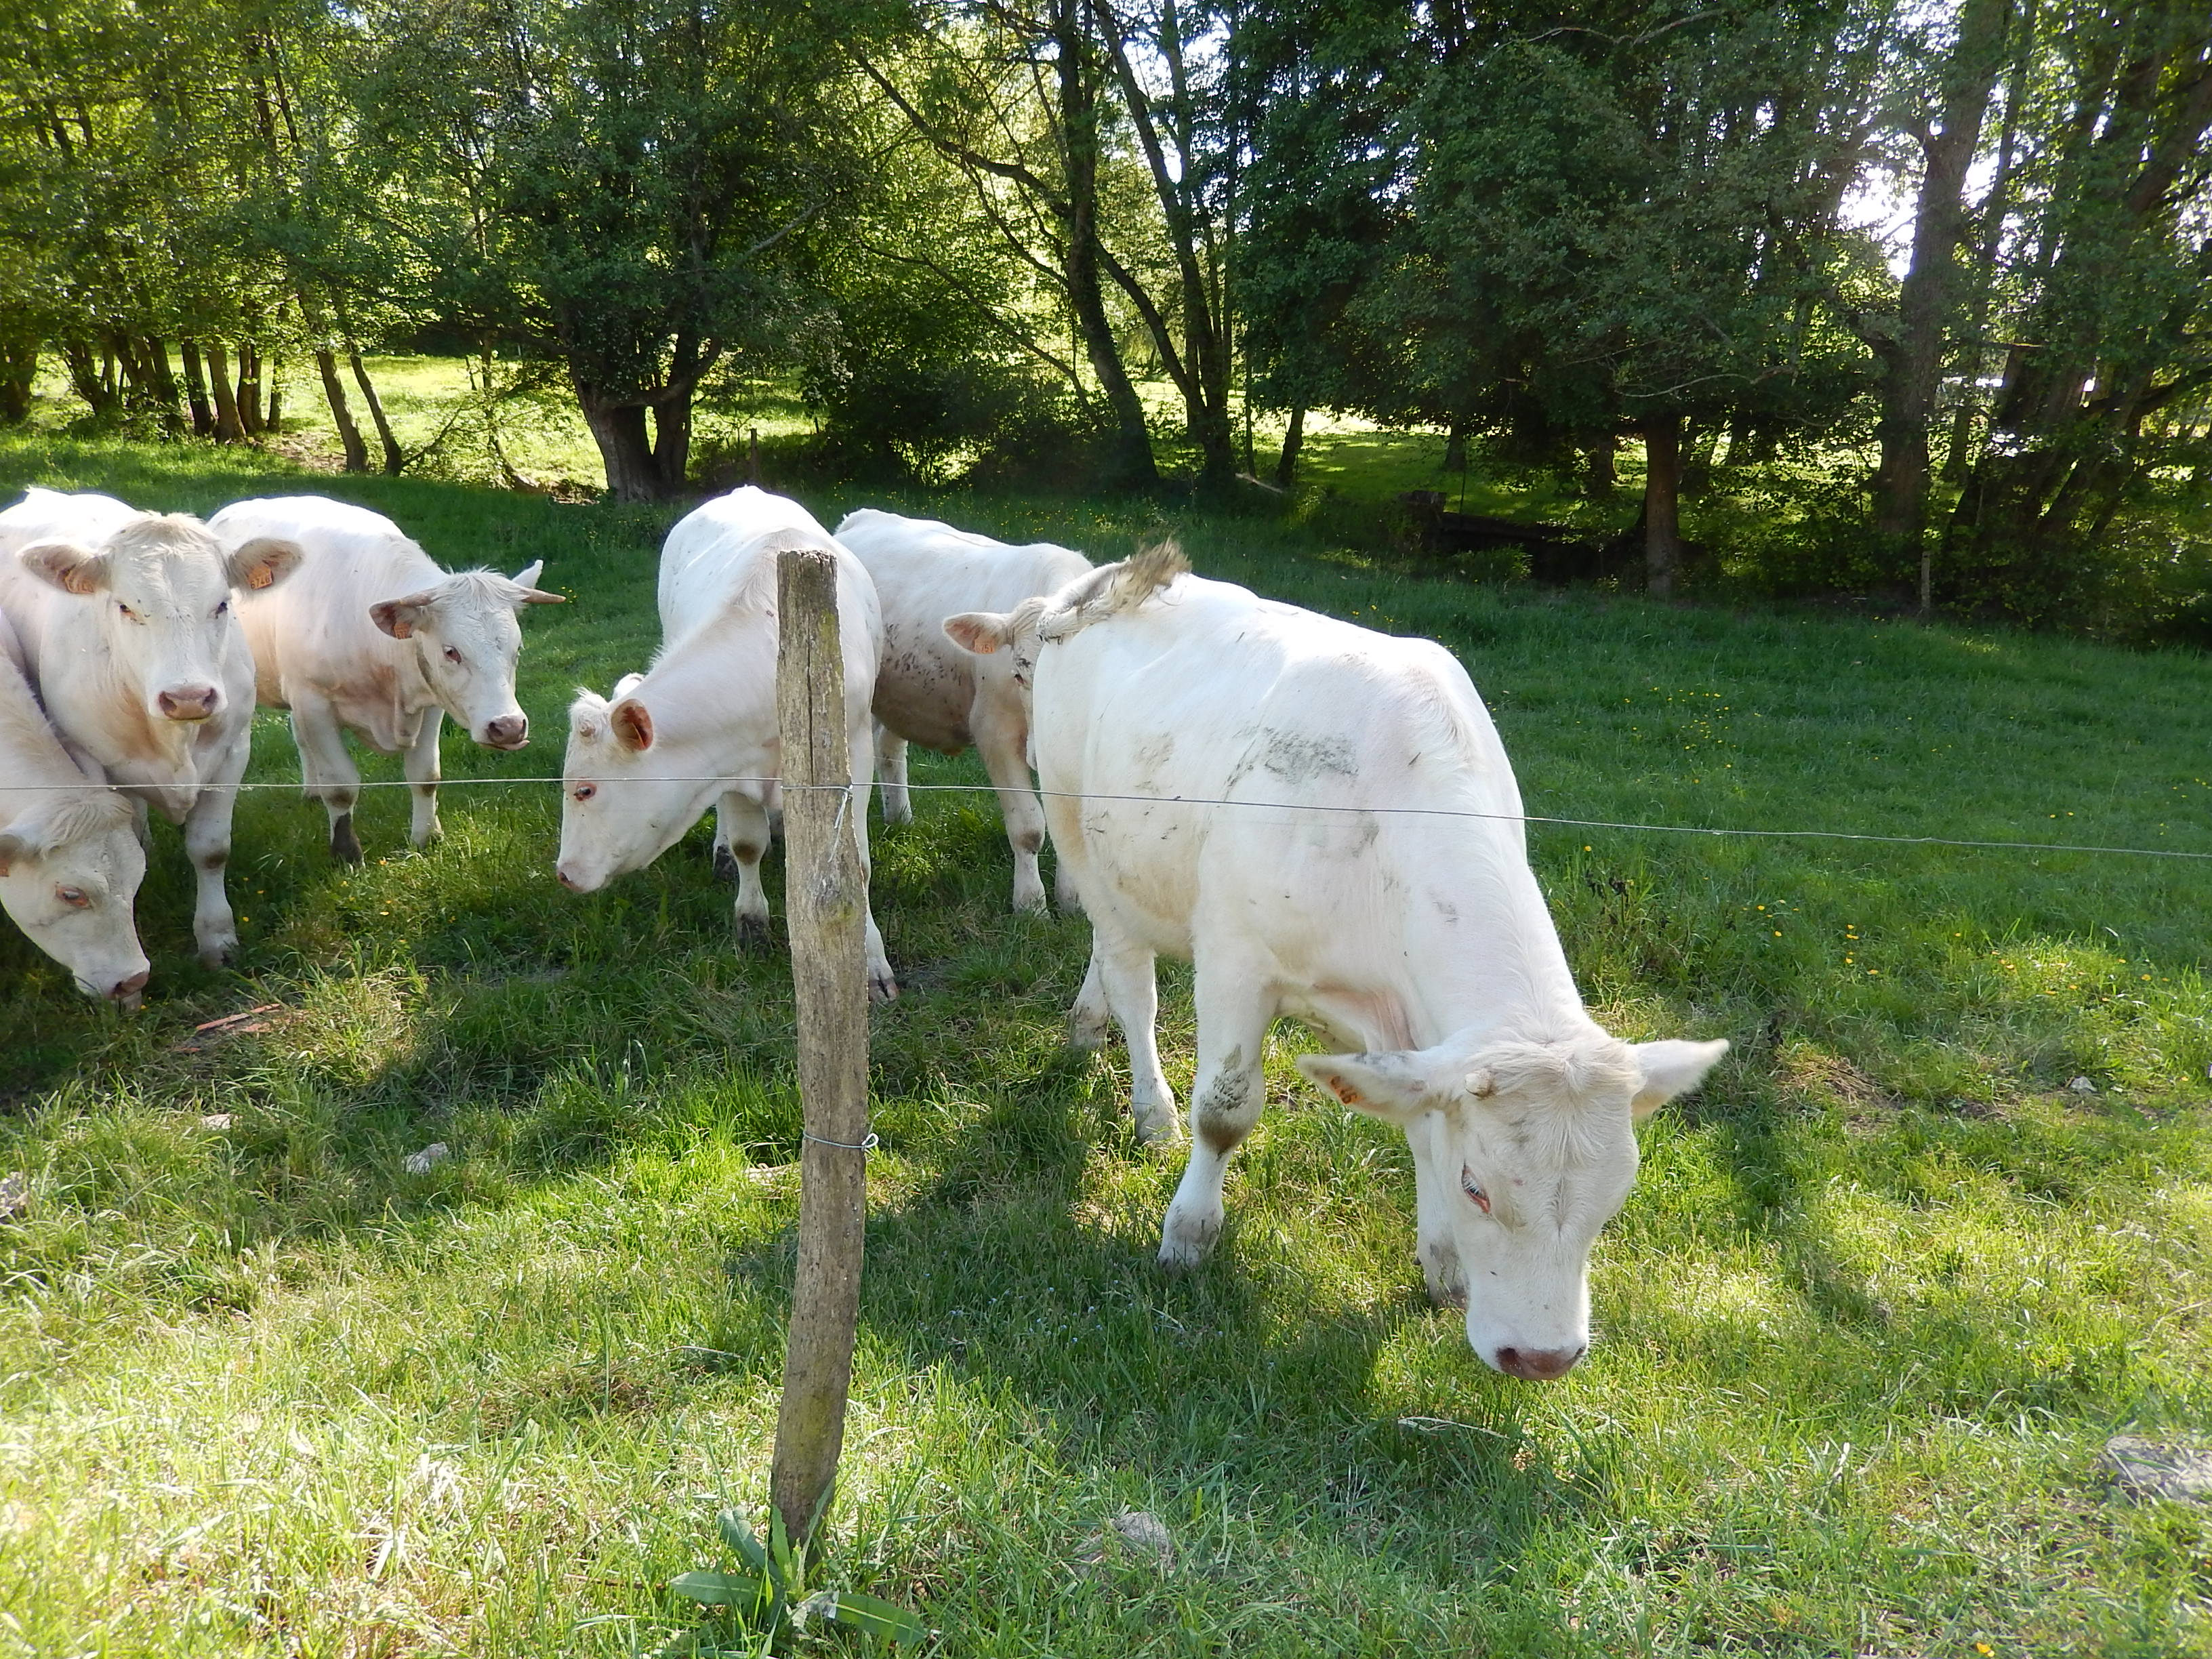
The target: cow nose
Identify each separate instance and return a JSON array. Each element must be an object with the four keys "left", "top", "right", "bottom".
[
  {"left": 157, "top": 685, "right": 220, "bottom": 721},
  {"left": 483, "top": 714, "right": 528, "bottom": 750},
  {"left": 110, "top": 968, "right": 150, "bottom": 1008},
  {"left": 1493, "top": 1345, "right": 1586, "bottom": 1381},
  {"left": 556, "top": 866, "right": 579, "bottom": 890}
]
